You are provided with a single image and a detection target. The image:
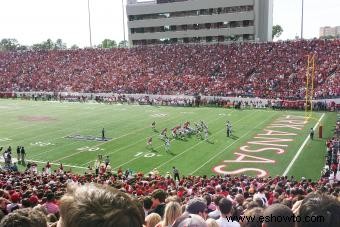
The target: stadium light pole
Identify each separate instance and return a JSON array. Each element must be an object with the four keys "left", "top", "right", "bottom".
[
  {"left": 88, "top": 0, "right": 93, "bottom": 47},
  {"left": 122, "top": 0, "right": 126, "bottom": 46},
  {"left": 301, "top": 0, "right": 304, "bottom": 39}
]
